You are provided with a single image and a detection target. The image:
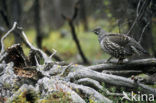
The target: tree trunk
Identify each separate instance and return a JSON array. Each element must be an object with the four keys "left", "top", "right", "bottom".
[
  {"left": 68, "top": 21, "right": 89, "bottom": 64},
  {"left": 79, "top": 0, "right": 88, "bottom": 31},
  {"left": 11, "top": 0, "right": 22, "bottom": 44},
  {"left": 34, "top": 0, "right": 43, "bottom": 49}
]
